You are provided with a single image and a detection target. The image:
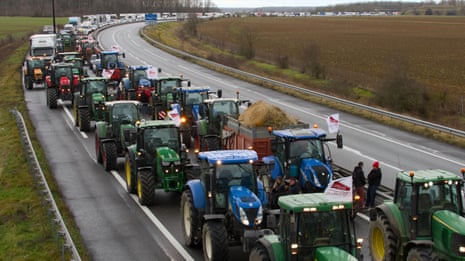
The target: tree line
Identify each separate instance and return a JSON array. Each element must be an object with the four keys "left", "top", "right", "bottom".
[{"left": 0, "top": 0, "right": 219, "bottom": 17}]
